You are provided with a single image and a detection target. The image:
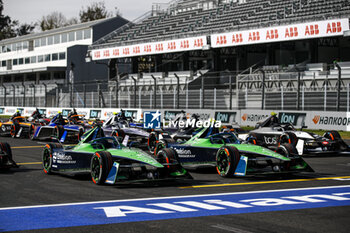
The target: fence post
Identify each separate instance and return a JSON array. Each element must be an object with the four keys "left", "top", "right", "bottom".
[
  {"left": 245, "top": 86, "right": 248, "bottom": 109},
  {"left": 201, "top": 75, "right": 205, "bottom": 109},
  {"left": 97, "top": 82, "right": 101, "bottom": 108},
  {"left": 335, "top": 63, "right": 341, "bottom": 111},
  {"left": 281, "top": 86, "right": 284, "bottom": 110},
  {"left": 22, "top": 82, "right": 26, "bottom": 107},
  {"left": 229, "top": 75, "right": 232, "bottom": 110},
  {"left": 174, "top": 74, "right": 180, "bottom": 109},
  {"left": 130, "top": 76, "right": 137, "bottom": 108},
  {"left": 32, "top": 84, "right": 36, "bottom": 107},
  {"left": 128, "top": 89, "right": 130, "bottom": 108},
  {"left": 259, "top": 69, "right": 266, "bottom": 110},
  {"left": 186, "top": 80, "right": 188, "bottom": 109},
  {"left": 214, "top": 88, "right": 216, "bottom": 109},
  {"left": 69, "top": 83, "right": 73, "bottom": 108},
  {"left": 151, "top": 75, "right": 157, "bottom": 108},
  {"left": 324, "top": 82, "right": 327, "bottom": 111},
  {"left": 297, "top": 71, "right": 301, "bottom": 110},
  {"left": 11, "top": 84, "right": 15, "bottom": 106},
  {"left": 83, "top": 84, "right": 86, "bottom": 108},
  {"left": 347, "top": 83, "right": 349, "bottom": 112},
  {"left": 2, "top": 85, "right": 6, "bottom": 106},
  {"left": 173, "top": 87, "right": 176, "bottom": 109},
  {"left": 115, "top": 80, "right": 119, "bottom": 108},
  {"left": 302, "top": 84, "right": 305, "bottom": 111},
  {"left": 139, "top": 88, "right": 141, "bottom": 108},
  {"left": 160, "top": 88, "right": 163, "bottom": 109}
]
